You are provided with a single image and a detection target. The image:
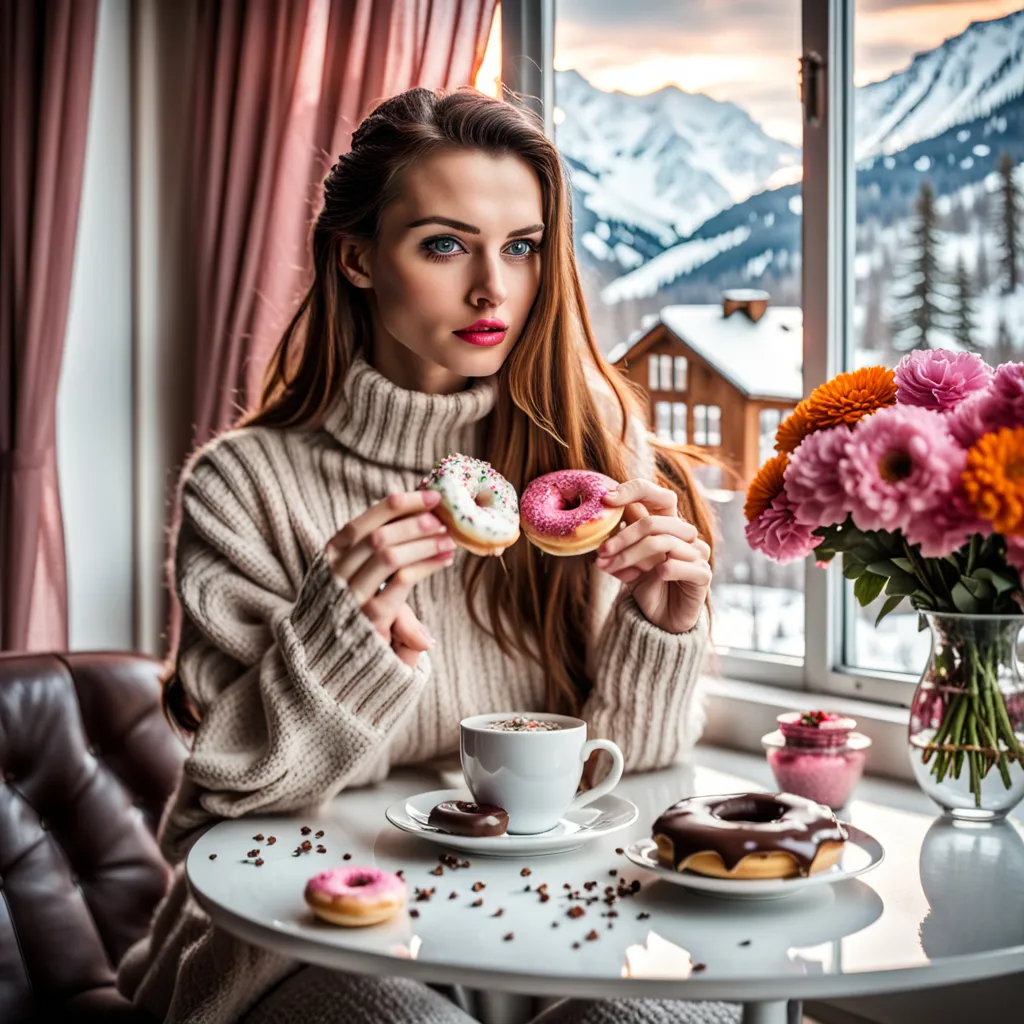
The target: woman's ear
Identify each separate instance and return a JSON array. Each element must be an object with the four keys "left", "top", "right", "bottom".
[{"left": 338, "top": 236, "right": 374, "bottom": 289}]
